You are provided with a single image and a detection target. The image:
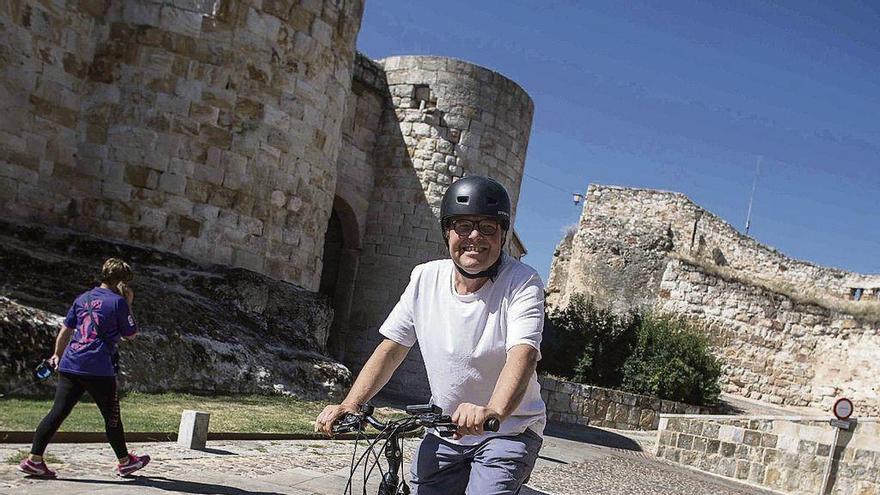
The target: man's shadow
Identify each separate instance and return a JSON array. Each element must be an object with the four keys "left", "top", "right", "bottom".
[
  {"left": 543, "top": 421, "right": 643, "bottom": 451},
  {"left": 55, "top": 476, "right": 284, "bottom": 495},
  {"left": 521, "top": 486, "right": 553, "bottom": 495}
]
